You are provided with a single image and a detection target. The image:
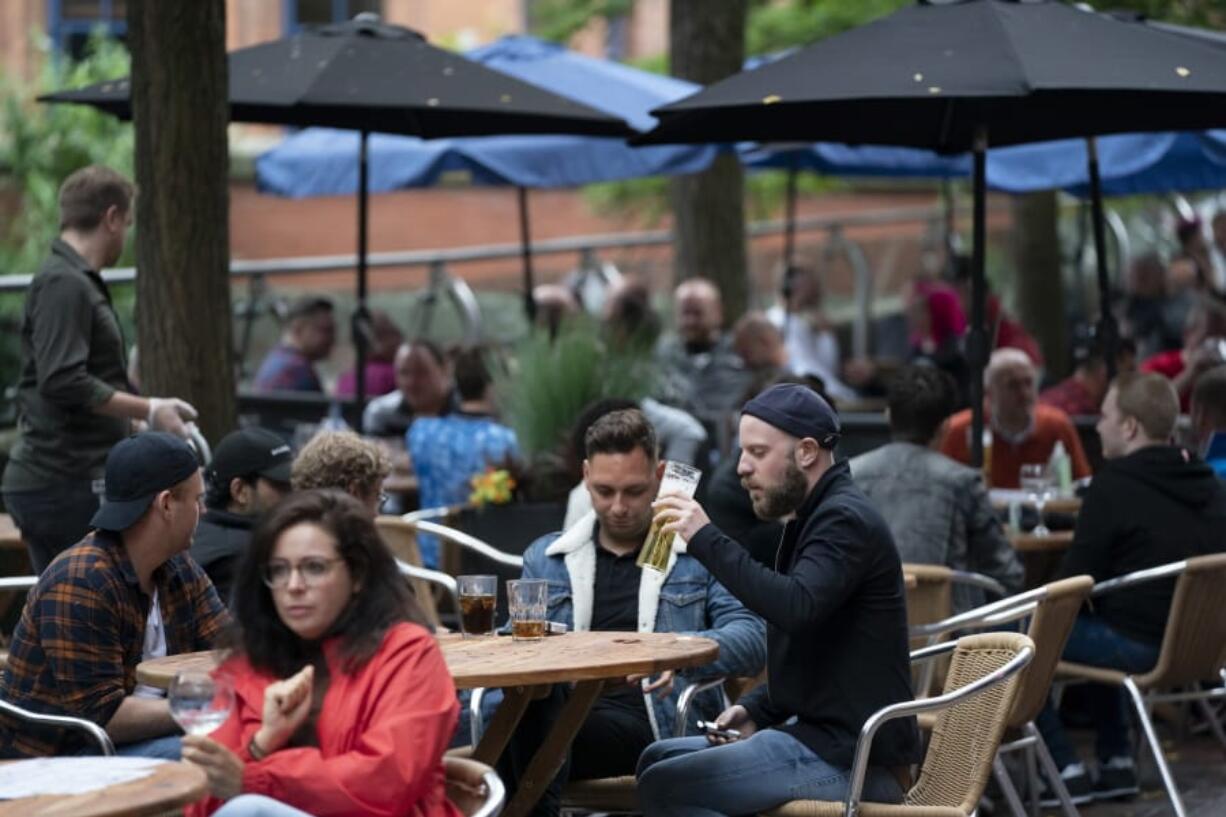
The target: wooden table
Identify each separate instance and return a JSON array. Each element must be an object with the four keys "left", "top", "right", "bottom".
[
  {"left": 0, "top": 759, "right": 207, "bottom": 817},
  {"left": 990, "top": 490, "right": 1082, "bottom": 516},
  {"left": 138, "top": 630, "right": 718, "bottom": 817},
  {"left": 1009, "top": 529, "right": 1074, "bottom": 588}
]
